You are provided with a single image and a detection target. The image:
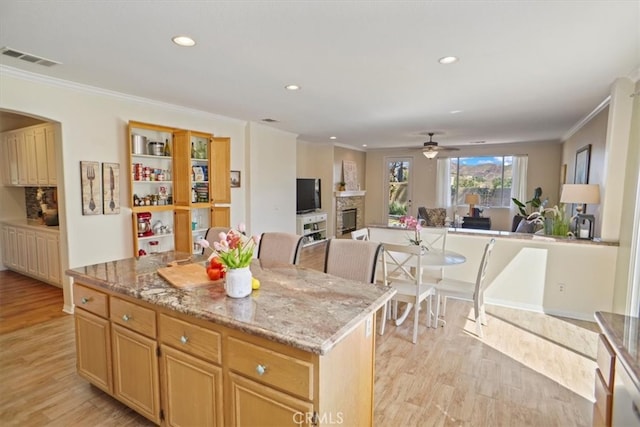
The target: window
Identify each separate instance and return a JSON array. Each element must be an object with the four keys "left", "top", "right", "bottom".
[{"left": 450, "top": 156, "right": 513, "bottom": 208}]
